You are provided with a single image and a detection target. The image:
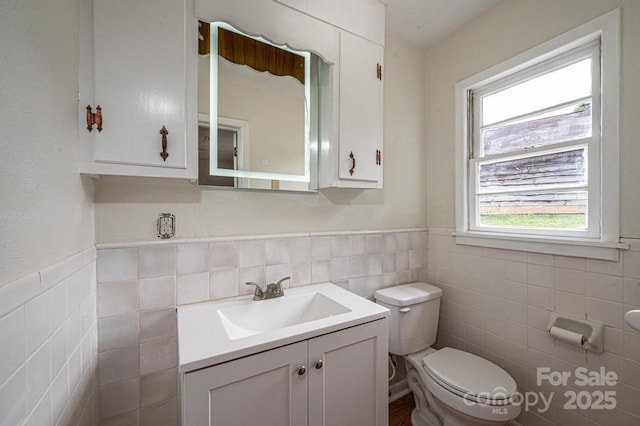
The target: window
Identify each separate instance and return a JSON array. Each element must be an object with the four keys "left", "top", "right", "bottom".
[{"left": 455, "top": 9, "right": 624, "bottom": 260}]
